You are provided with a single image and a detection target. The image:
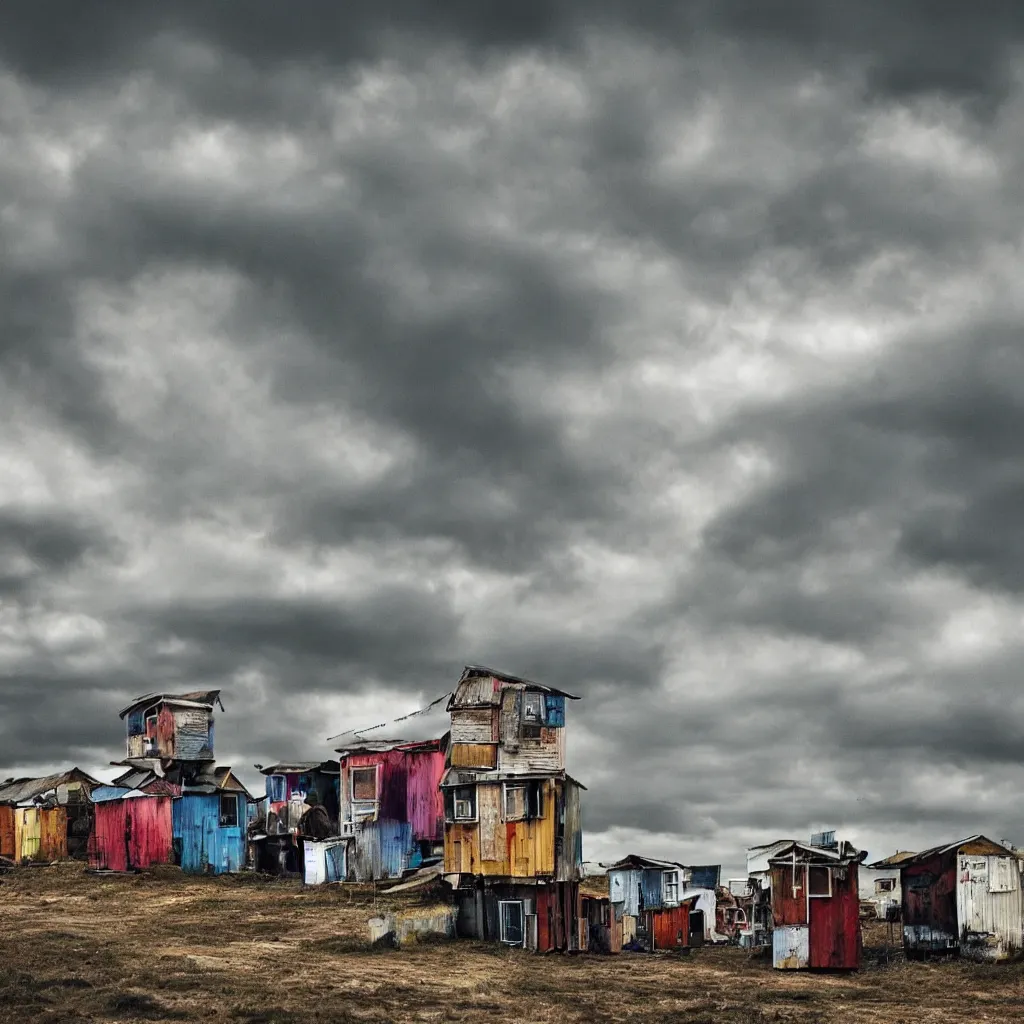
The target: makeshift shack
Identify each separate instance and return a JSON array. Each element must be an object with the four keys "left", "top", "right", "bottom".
[
  {"left": 0, "top": 769, "right": 100, "bottom": 863},
  {"left": 172, "top": 767, "right": 255, "bottom": 874},
  {"left": 88, "top": 788, "right": 175, "bottom": 872},
  {"left": 606, "top": 855, "right": 714, "bottom": 952},
  {"left": 768, "top": 840, "right": 866, "bottom": 970},
  {"left": 901, "top": 836, "right": 1024, "bottom": 961}
]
